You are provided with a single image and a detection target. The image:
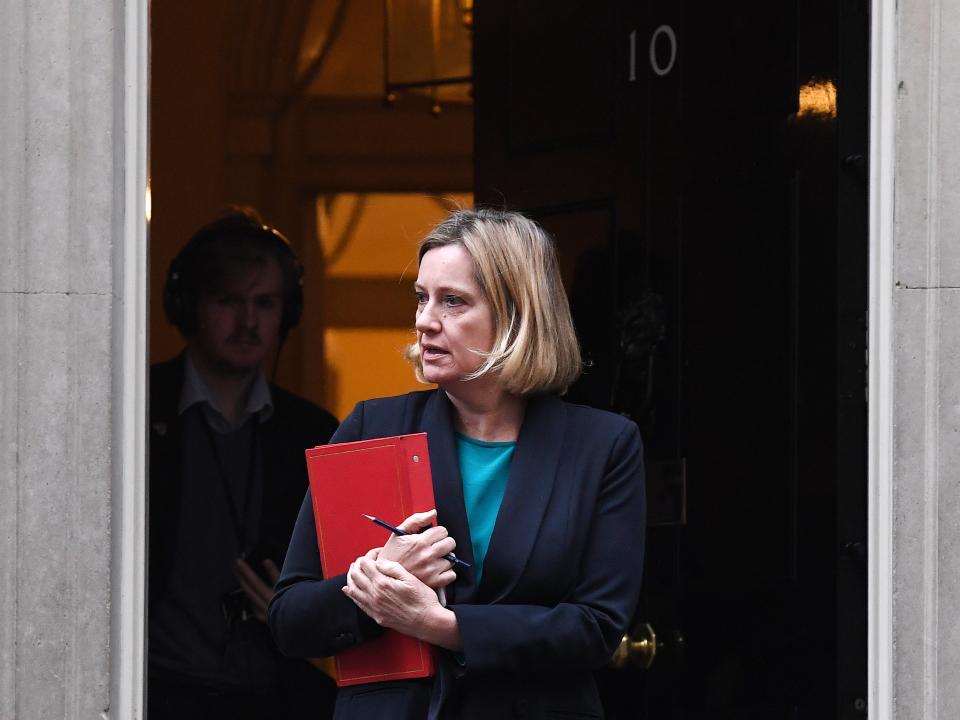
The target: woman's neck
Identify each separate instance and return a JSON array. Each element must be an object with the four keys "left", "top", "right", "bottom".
[{"left": 444, "top": 379, "right": 526, "bottom": 442}]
